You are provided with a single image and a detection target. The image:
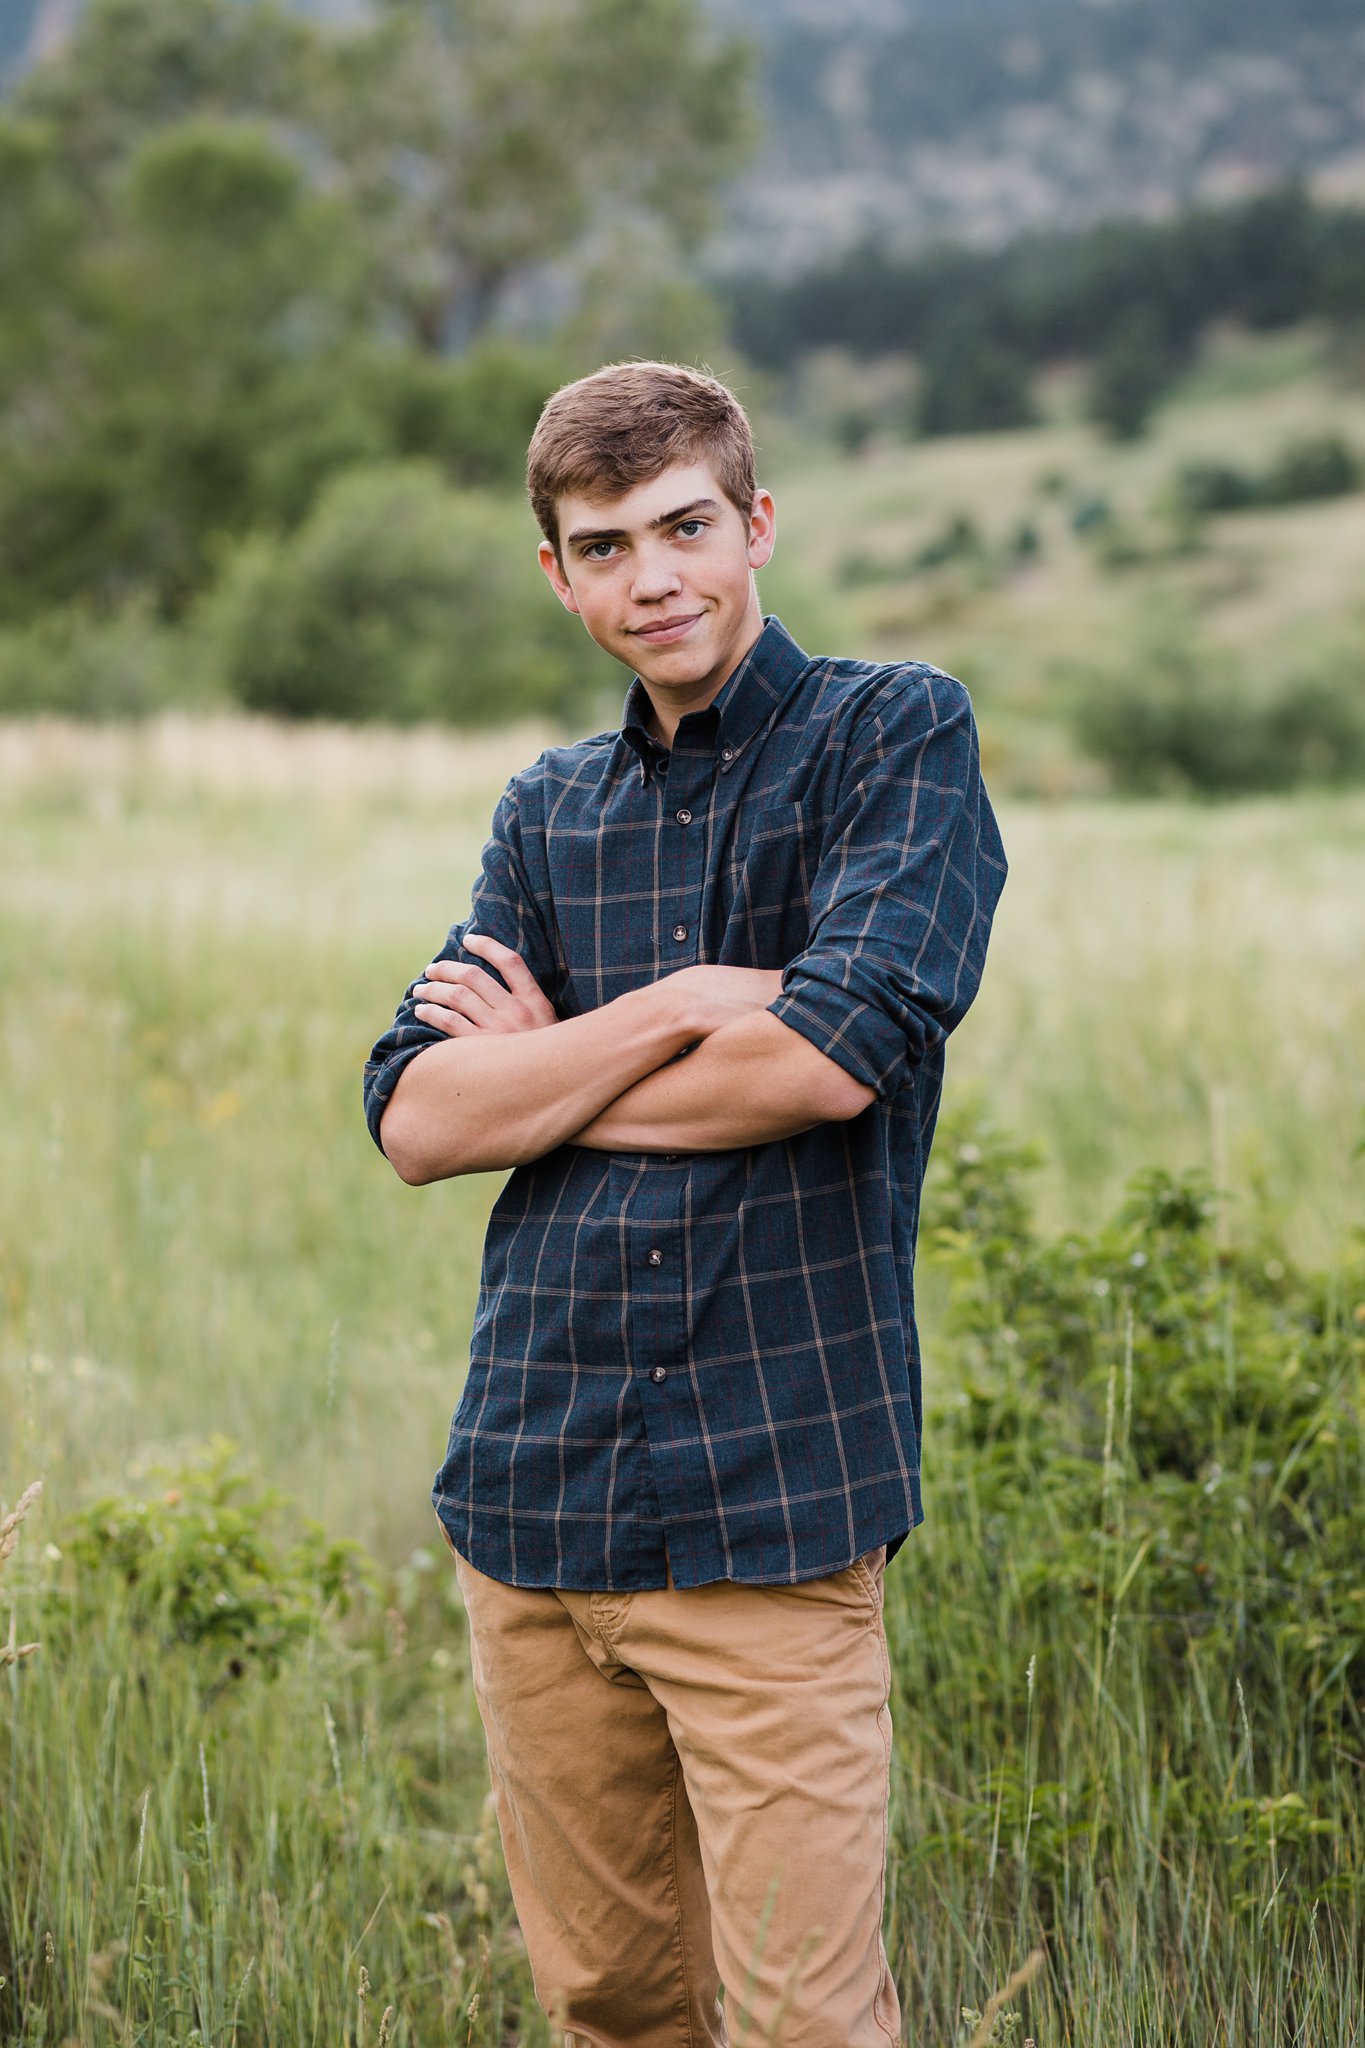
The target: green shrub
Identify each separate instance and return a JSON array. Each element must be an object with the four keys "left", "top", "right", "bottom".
[
  {"left": 1071, "top": 640, "right": 1365, "bottom": 794},
  {"left": 924, "top": 1098, "right": 1365, "bottom": 1750},
  {"left": 1174, "top": 461, "right": 1259, "bottom": 515},
  {"left": 1260, "top": 431, "right": 1360, "bottom": 505},
  {"left": 1174, "top": 434, "right": 1360, "bottom": 520},
  {"left": 203, "top": 461, "right": 607, "bottom": 724},
  {"left": 1069, "top": 493, "right": 1113, "bottom": 535},
  {"left": 0, "top": 601, "right": 212, "bottom": 718},
  {"left": 62, "top": 1437, "right": 371, "bottom": 1681},
  {"left": 915, "top": 511, "right": 985, "bottom": 570}
]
